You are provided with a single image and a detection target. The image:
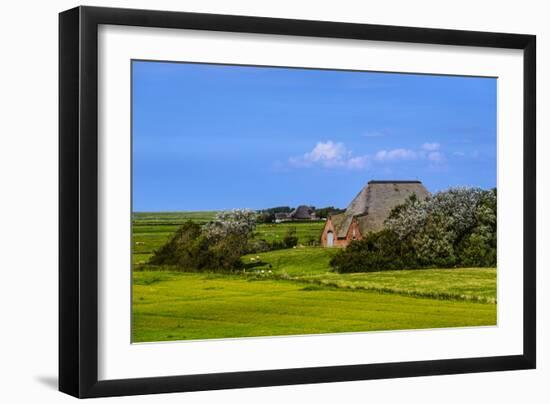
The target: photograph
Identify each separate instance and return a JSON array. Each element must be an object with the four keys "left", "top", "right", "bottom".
[
  {"left": 0, "top": 0, "right": 544, "bottom": 400},
  {"left": 131, "top": 60, "right": 498, "bottom": 343}
]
